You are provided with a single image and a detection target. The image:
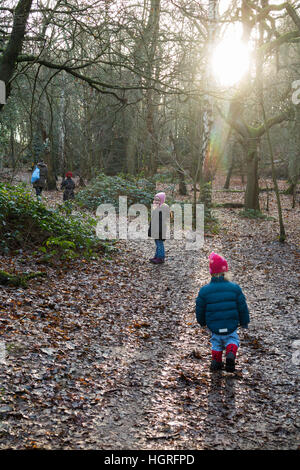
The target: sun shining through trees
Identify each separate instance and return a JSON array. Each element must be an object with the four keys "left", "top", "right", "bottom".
[
  {"left": 213, "top": 0, "right": 284, "bottom": 87},
  {"left": 211, "top": 36, "right": 251, "bottom": 87},
  {"left": 211, "top": 1, "right": 252, "bottom": 87},
  {"left": 211, "top": 20, "right": 251, "bottom": 88}
]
